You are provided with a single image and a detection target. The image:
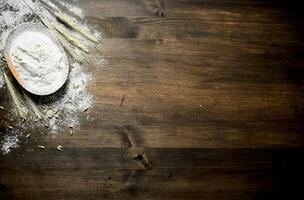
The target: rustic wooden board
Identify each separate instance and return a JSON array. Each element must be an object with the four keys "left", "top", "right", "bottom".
[{"left": 1, "top": 0, "right": 304, "bottom": 199}]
